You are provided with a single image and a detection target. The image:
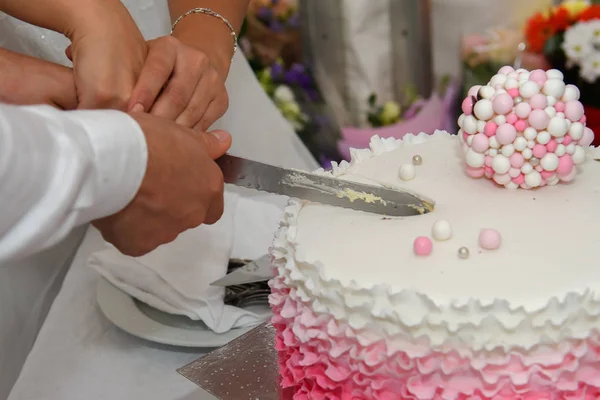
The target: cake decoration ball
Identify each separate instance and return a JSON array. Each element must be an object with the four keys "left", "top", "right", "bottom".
[
  {"left": 479, "top": 229, "right": 502, "bottom": 250},
  {"left": 458, "top": 246, "right": 470, "bottom": 259},
  {"left": 432, "top": 220, "right": 452, "bottom": 241},
  {"left": 398, "top": 164, "right": 416, "bottom": 181},
  {"left": 413, "top": 236, "right": 433, "bottom": 256},
  {"left": 412, "top": 155, "right": 423, "bottom": 165},
  {"left": 458, "top": 66, "right": 594, "bottom": 189}
]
